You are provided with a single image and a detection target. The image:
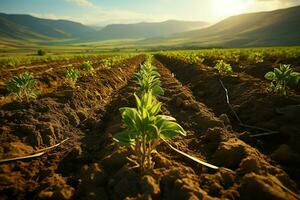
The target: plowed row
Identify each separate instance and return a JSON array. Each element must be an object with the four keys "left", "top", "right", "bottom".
[
  {"left": 0, "top": 55, "right": 144, "bottom": 199},
  {"left": 0, "top": 55, "right": 299, "bottom": 200}
]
